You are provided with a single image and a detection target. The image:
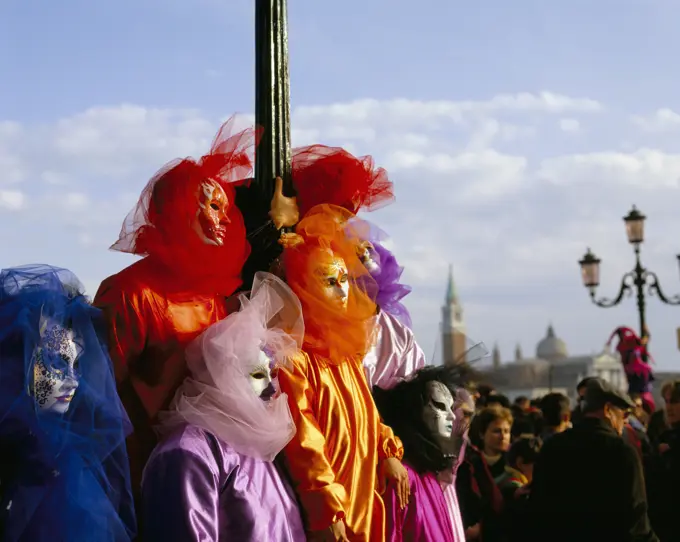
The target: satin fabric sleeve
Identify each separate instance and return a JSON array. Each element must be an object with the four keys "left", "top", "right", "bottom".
[
  {"left": 141, "top": 445, "right": 221, "bottom": 542},
  {"left": 93, "top": 277, "right": 148, "bottom": 384},
  {"left": 377, "top": 421, "right": 404, "bottom": 462},
  {"left": 366, "top": 311, "right": 427, "bottom": 390},
  {"left": 384, "top": 311, "right": 427, "bottom": 381},
  {"left": 277, "top": 353, "right": 348, "bottom": 531}
]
